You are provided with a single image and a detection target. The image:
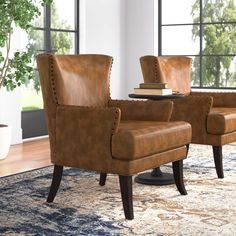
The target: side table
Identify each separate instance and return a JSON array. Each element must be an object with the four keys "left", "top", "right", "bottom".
[{"left": 128, "top": 93, "right": 185, "bottom": 186}]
